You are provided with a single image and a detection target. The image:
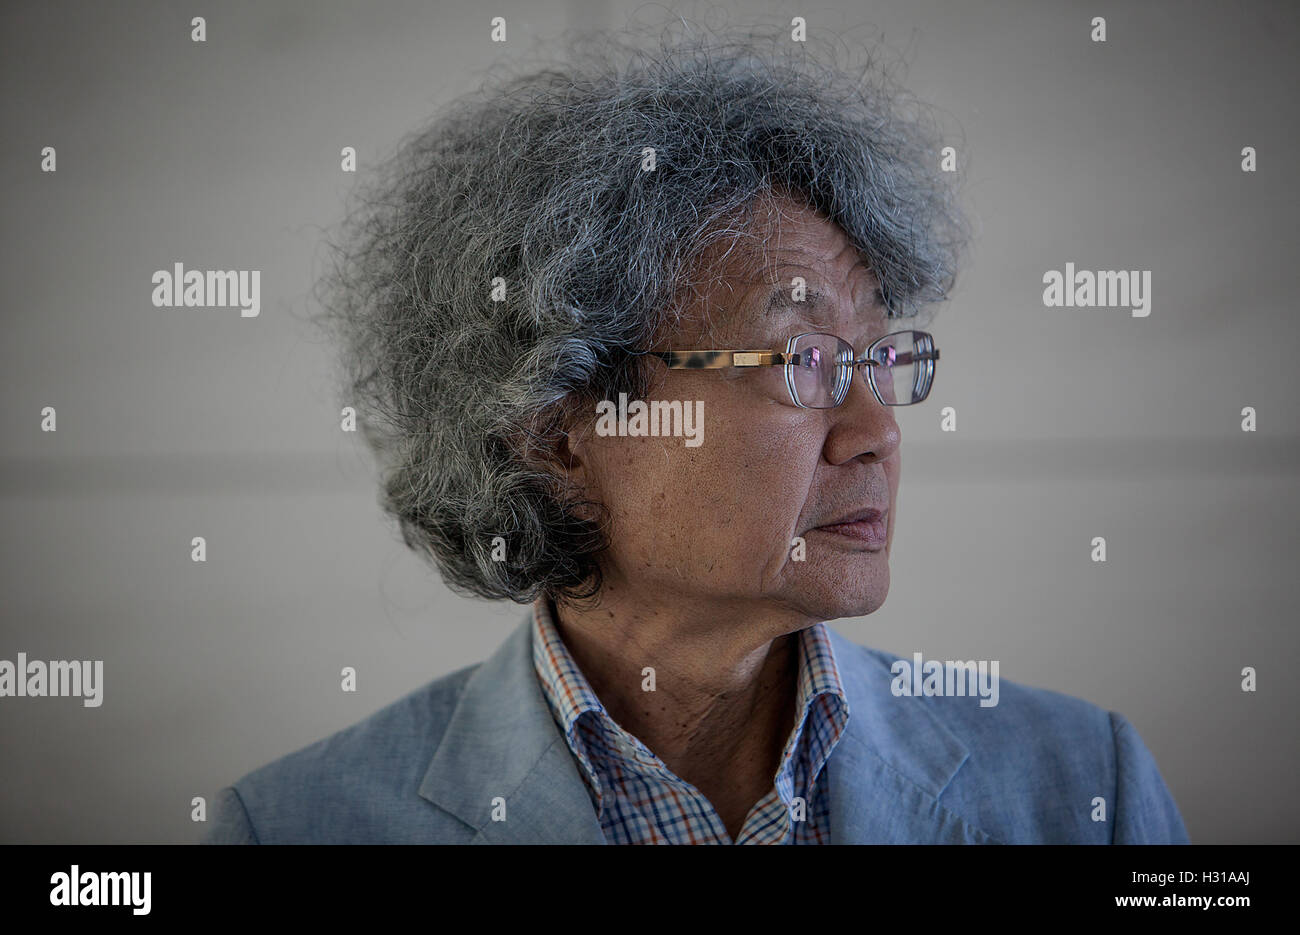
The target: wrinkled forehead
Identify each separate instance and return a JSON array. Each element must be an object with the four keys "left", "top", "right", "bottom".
[{"left": 669, "top": 200, "right": 889, "bottom": 347}]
